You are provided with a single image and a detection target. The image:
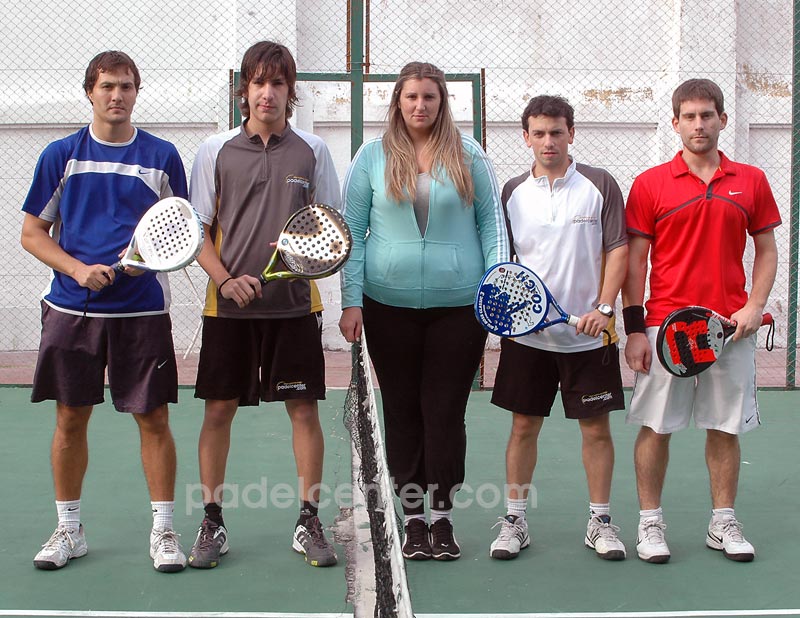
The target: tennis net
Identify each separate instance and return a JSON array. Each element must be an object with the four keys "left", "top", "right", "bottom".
[{"left": 342, "top": 337, "right": 413, "bottom": 618}]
